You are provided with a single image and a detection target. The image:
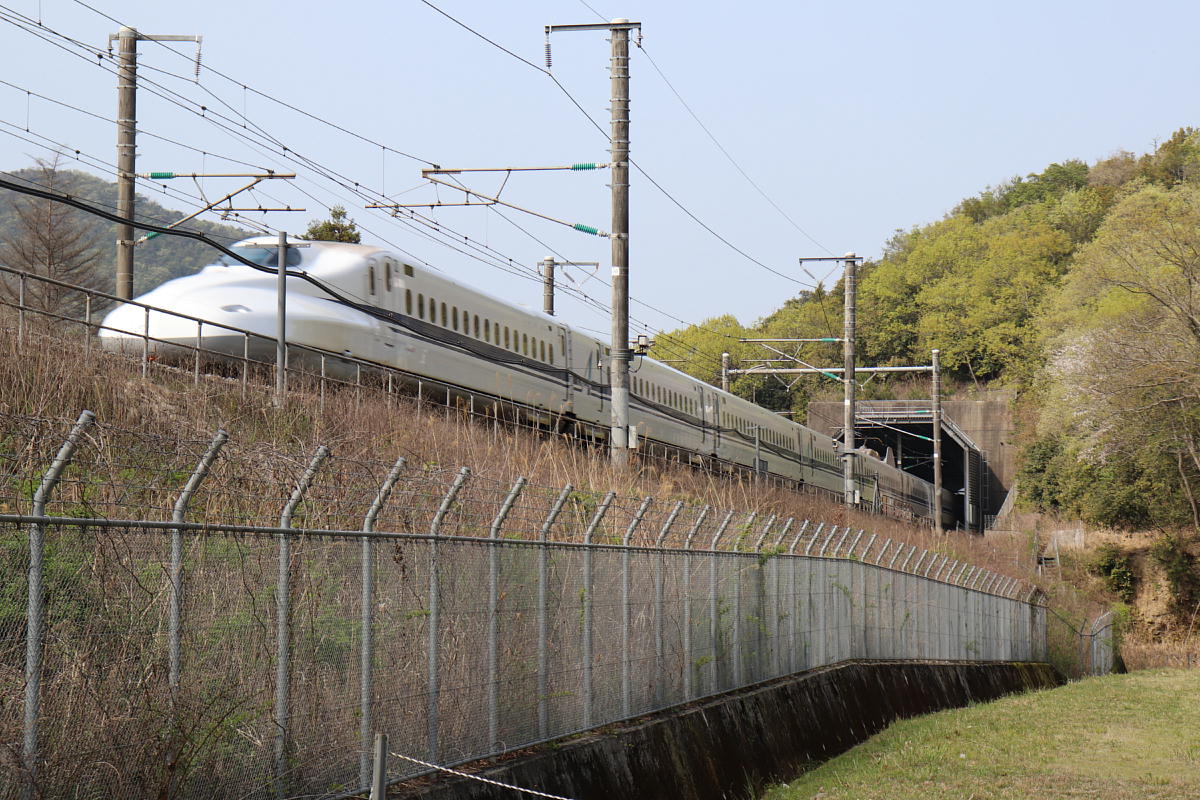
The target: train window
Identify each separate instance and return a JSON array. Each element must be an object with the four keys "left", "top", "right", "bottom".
[
  {"left": 404, "top": 264, "right": 414, "bottom": 277},
  {"left": 418, "top": 293, "right": 425, "bottom": 318},
  {"left": 484, "top": 319, "right": 491, "bottom": 341},
  {"left": 429, "top": 295, "right": 436, "bottom": 320},
  {"left": 368, "top": 266, "right": 376, "bottom": 295},
  {"left": 539, "top": 340, "right": 546, "bottom": 361},
  {"left": 504, "top": 327, "right": 510, "bottom": 349},
  {"left": 522, "top": 333, "right": 529, "bottom": 356},
  {"left": 452, "top": 307, "right": 459, "bottom": 331},
  {"left": 441, "top": 303, "right": 447, "bottom": 326},
  {"left": 474, "top": 315, "right": 480, "bottom": 338},
  {"left": 384, "top": 262, "right": 393, "bottom": 291},
  {"left": 405, "top": 289, "right": 412, "bottom": 315},
  {"left": 549, "top": 344, "right": 554, "bottom": 363}
]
